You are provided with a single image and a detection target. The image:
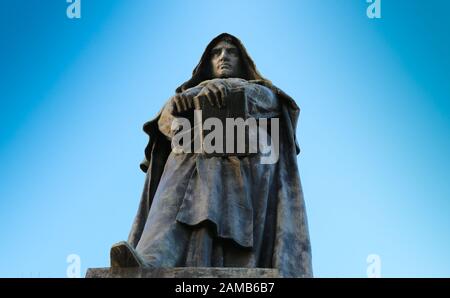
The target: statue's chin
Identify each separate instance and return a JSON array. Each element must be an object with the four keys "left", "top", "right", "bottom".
[
  {"left": 214, "top": 68, "right": 233, "bottom": 78},
  {"left": 217, "top": 73, "right": 236, "bottom": 79},
  {"left": 213, "top": 69, "right": 242, "bottom": 79}
]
